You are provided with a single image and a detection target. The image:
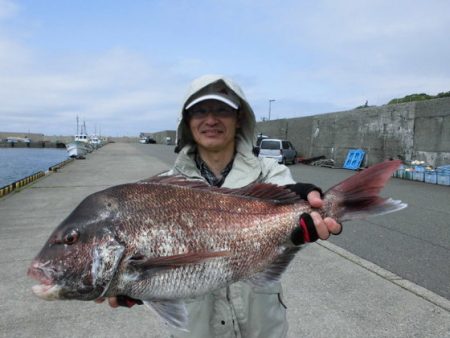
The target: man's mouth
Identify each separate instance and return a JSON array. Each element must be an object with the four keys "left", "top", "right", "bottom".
[{"left": 201, "top": 129, "right": 223, "bottom": 135}]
